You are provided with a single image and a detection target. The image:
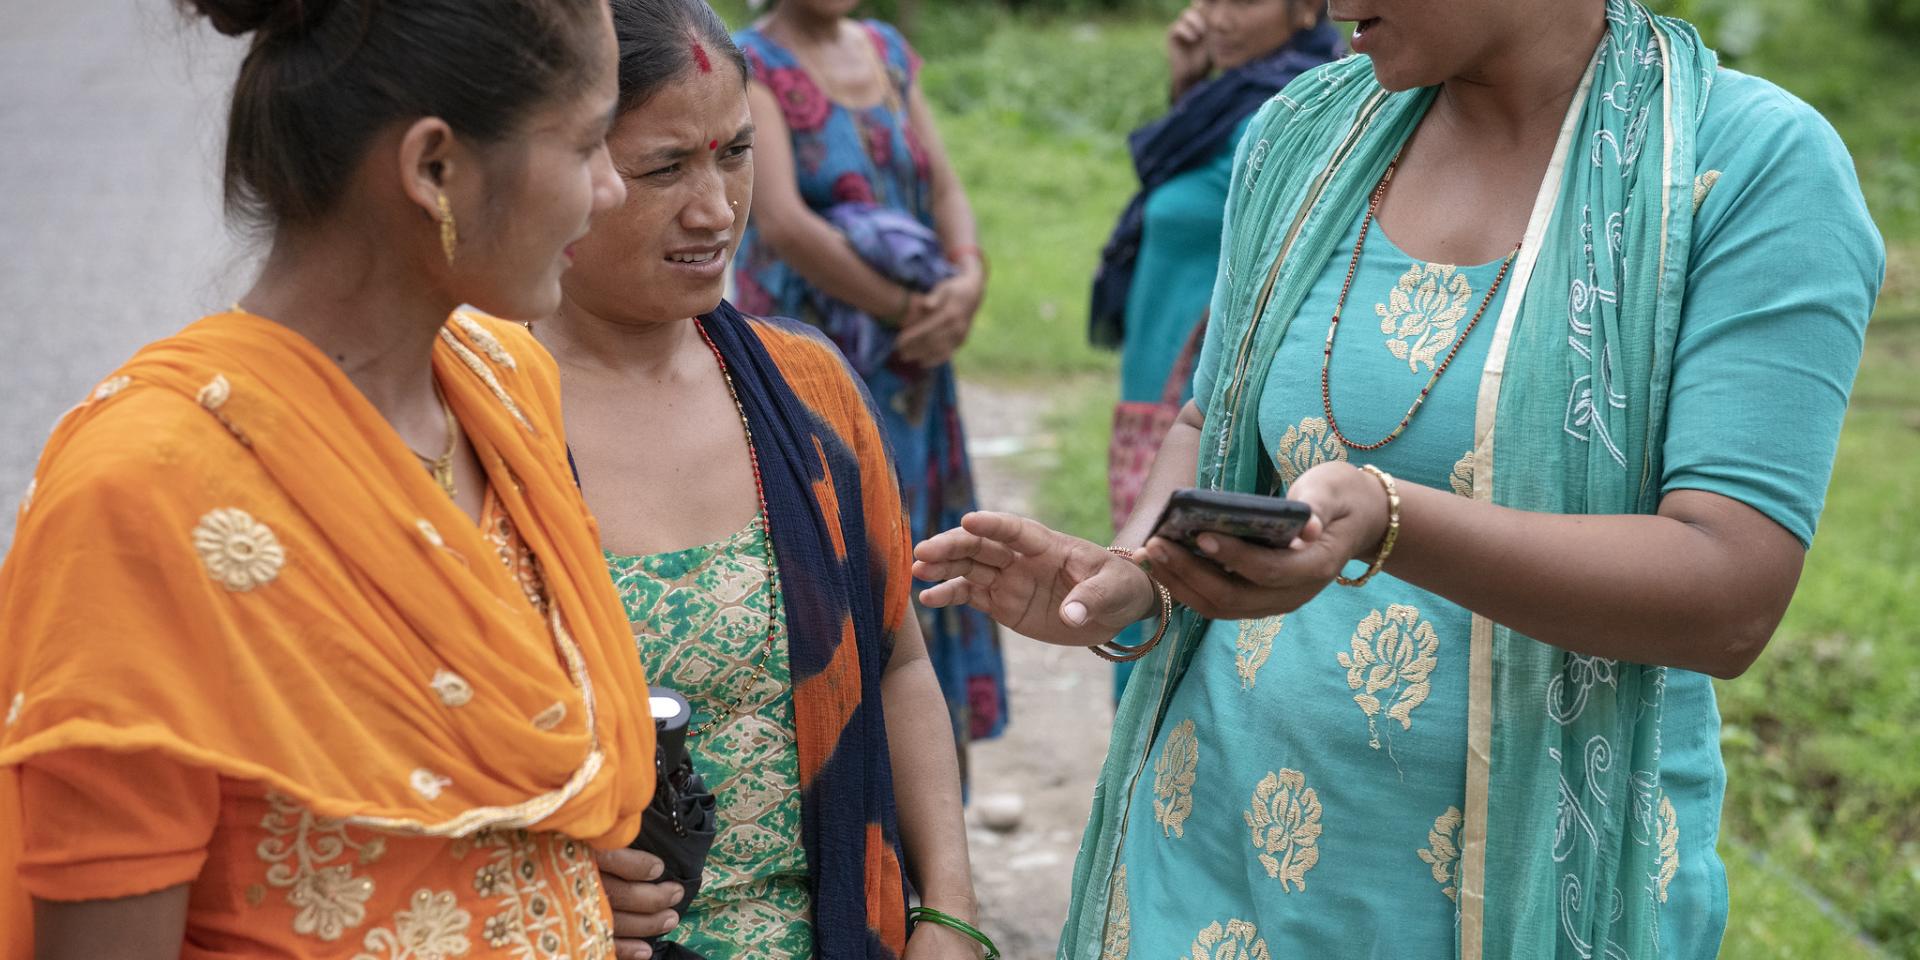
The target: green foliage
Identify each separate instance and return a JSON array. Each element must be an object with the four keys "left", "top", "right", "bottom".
[{"left": 920, "top": 18, "right": 1169, "bottom": 141}]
